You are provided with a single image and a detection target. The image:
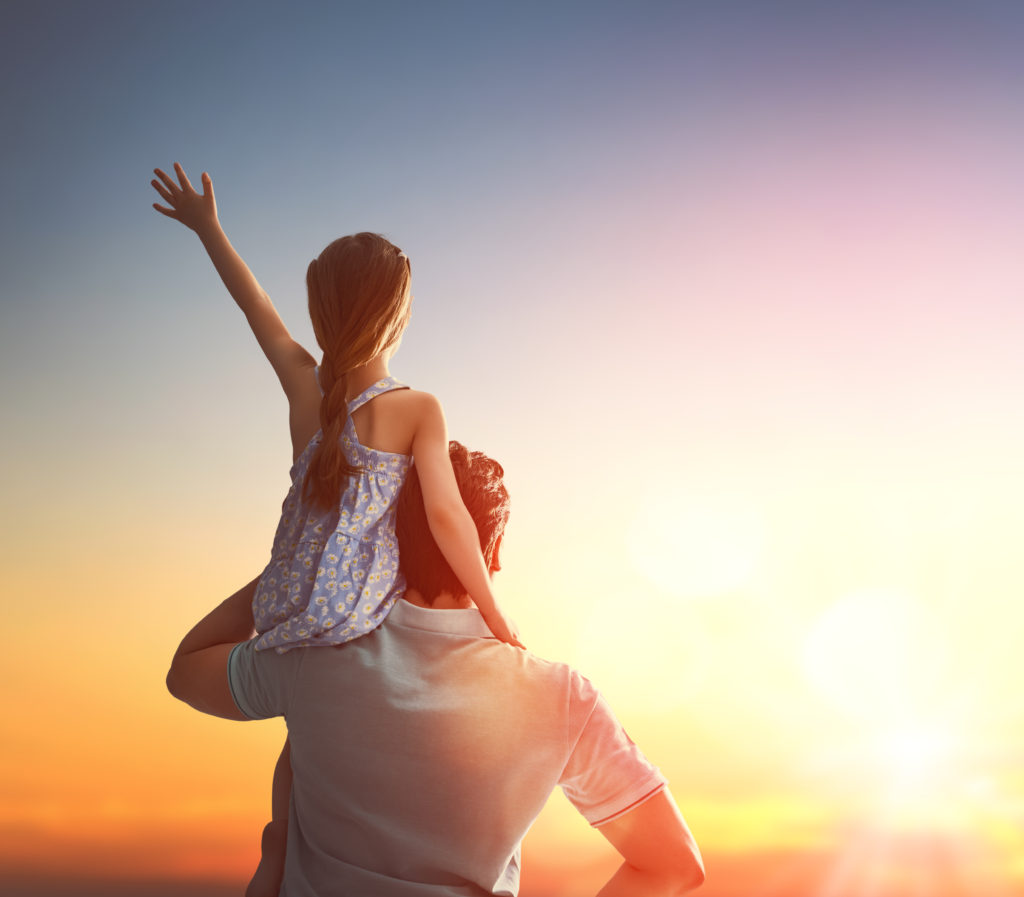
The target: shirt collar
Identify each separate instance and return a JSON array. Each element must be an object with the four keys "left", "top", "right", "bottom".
[{"left": 389, "top": 599, "right": 496, "bottom": 638}]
